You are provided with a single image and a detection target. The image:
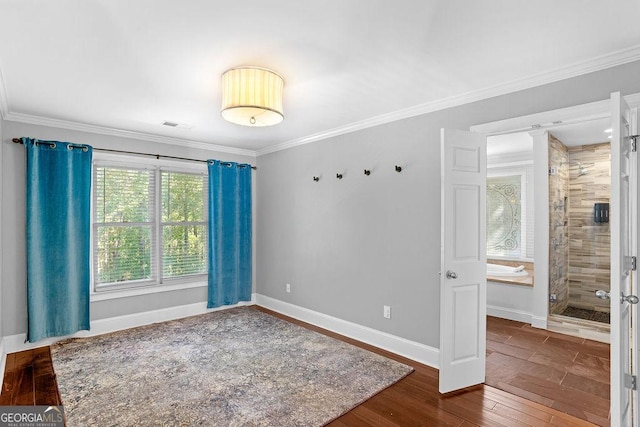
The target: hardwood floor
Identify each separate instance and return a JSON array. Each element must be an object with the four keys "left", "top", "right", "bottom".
[
  {"left": 485, "top": 316, "right": 610, "bottom": 426},
  {"left": 0, "top": 307, "right": 600, "bottom": 426},
  {"left": 0, "top": 346, "right": 61, "bottom": 406}
]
